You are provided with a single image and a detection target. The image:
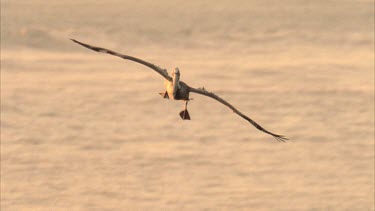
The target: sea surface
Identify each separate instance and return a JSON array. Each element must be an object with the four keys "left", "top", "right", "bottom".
[{"left": 1, "top": 0, "right": 374, "bottom": 210}]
